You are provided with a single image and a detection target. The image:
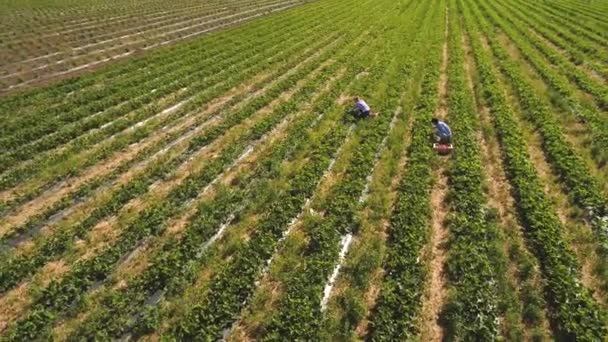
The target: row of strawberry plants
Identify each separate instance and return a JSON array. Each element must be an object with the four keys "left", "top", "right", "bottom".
[
  {"left": 257, "top": 1, "right": 436, "bottom": 338},
  {"left": 502, "top": 0, "right": 608, "bottom": 66},
  {"left": 164, "top": 9, "right": 399, "bottom": 339},
  {"left": 0, "top": 0, "right": 306, "bottom": 92},
  {"left": 511, "top": 0, "right": 607, "bottom": 48},
  {"left": 0, "top": 16, "right": 346, "bottom": 217},
  {"left": 0, "top": 28, "right": 354, "bottom": 296},
  {"left": 0, "top": 2, "right": 261, "bottom": 121},
  {"left": 64, "top": 35, "right": 369, "bottom": 339},
  {"left": 0, "top": 0, "right": 227, "bottom": 42},
  {"left": 473, "top": 0, "right": 608, "bottom": 168},
  {"left": 551, "top": 0, "right": 608, "bottom": 33},
  {"left": 365, "top": 1, "right": 443, "bottom": 339},
  {"left": 2, "top": 0, "right": 308, "bottom": 92},
  {"left": 0, "top": 13, "right": 348, "bottom": 222},
  {"left": 0, "top": 19, "right": 347, "bottom": 250},
  {"left": 0, "top": 30, "right": 357, "bottom": 340},
  {"left": 468, "top": 0, "right": 608, "bottom": 254},
  {"left": 0, "top": 14, "right": 369, "bottom": 297},
  {"left": 496, "top": 0, "right": 608, "bottom": 76},
  {"left": 460, "top": 1, "right": 607, "bottom": 339},
  {"left": 482, "top": 0, "right": 608, "bottom": 110},
  {"left": 0, "top": 0, "right": 274, "bottom": 66},
  {"left": 0, "top": 25, "right": 345, "bottom": 249},
  {"left": 0, "top": 2, "right": 341, "bottom": 176},
  {"left": 439, "top": 2, "right": 501, "bottom": 339},
  {"left": 0, "top": 0, "right": 328, "bottom": 131},
  {"left": 0, "top": 0, "right": 227, "bottom": 40}
]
